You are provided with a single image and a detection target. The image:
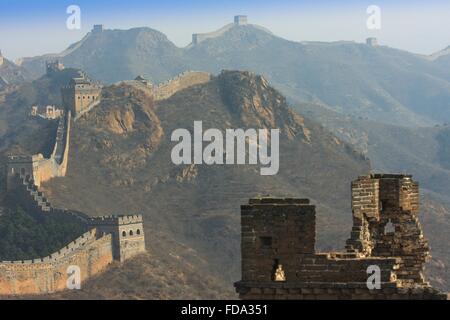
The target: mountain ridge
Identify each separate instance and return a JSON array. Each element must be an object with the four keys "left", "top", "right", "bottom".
[{"left": 17, "top": 21, "right": 450, "bottom": 126}]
